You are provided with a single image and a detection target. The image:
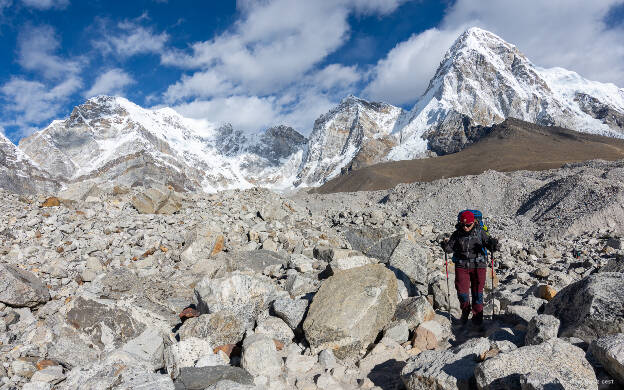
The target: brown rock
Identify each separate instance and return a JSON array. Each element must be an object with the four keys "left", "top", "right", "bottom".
[
  {"left": 478, "top": 348, "right": 500, "bottom": 362},
  {"left": 214, "top": 344, "right": 236, "bottom": 357},
  {"left": 179, "top": 307, "right": 200, "bottom": 320},
  {"left": 537, "top": 284, "right": 557, "bottom": 301},
  {"left": 211, "top": 235, "right": 225, "bottom": 256},
  {"left": 41, "top": 197, "right": 60, "bottom": 207},
  {"left": 411, "top": 326, "right": 438, "bottom": 351},
  {"left": 56, "top": 246, "right": 64, "bottom": 253},
  {"left": 36, "top": 360, "right": 58, "bottom": 370},
  {"left": 273, "top": 339, "right": 285, "bottom": 351}
]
